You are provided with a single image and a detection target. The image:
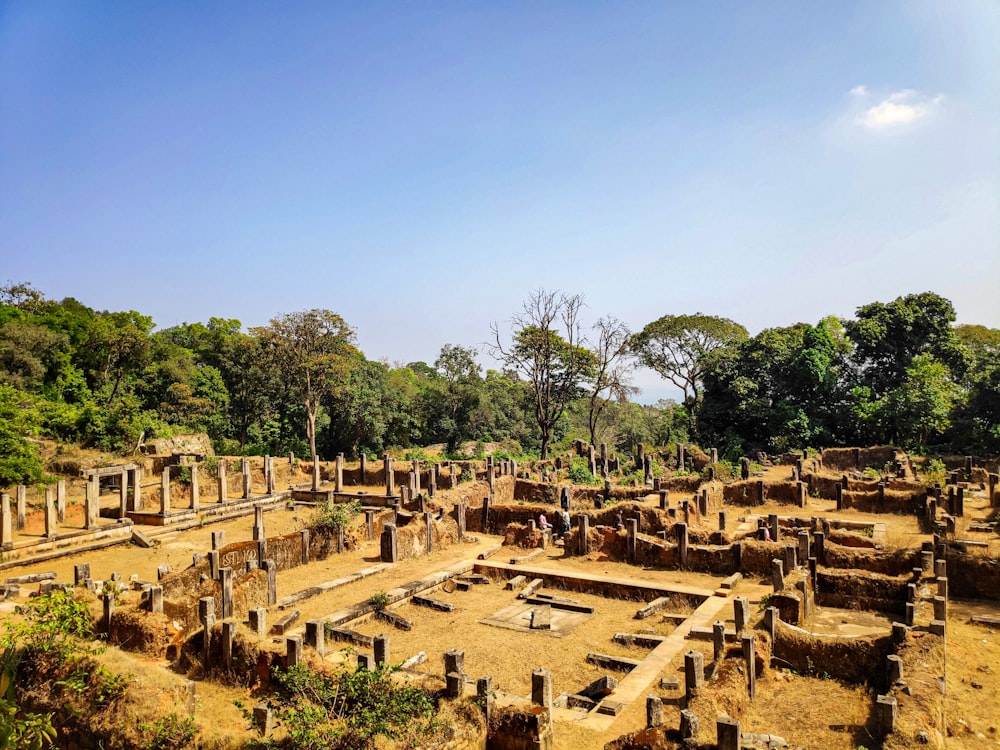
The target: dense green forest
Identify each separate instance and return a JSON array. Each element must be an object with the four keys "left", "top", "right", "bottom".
[{"left": 1, "top": 282, "right": 997, "bottom": 486}]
